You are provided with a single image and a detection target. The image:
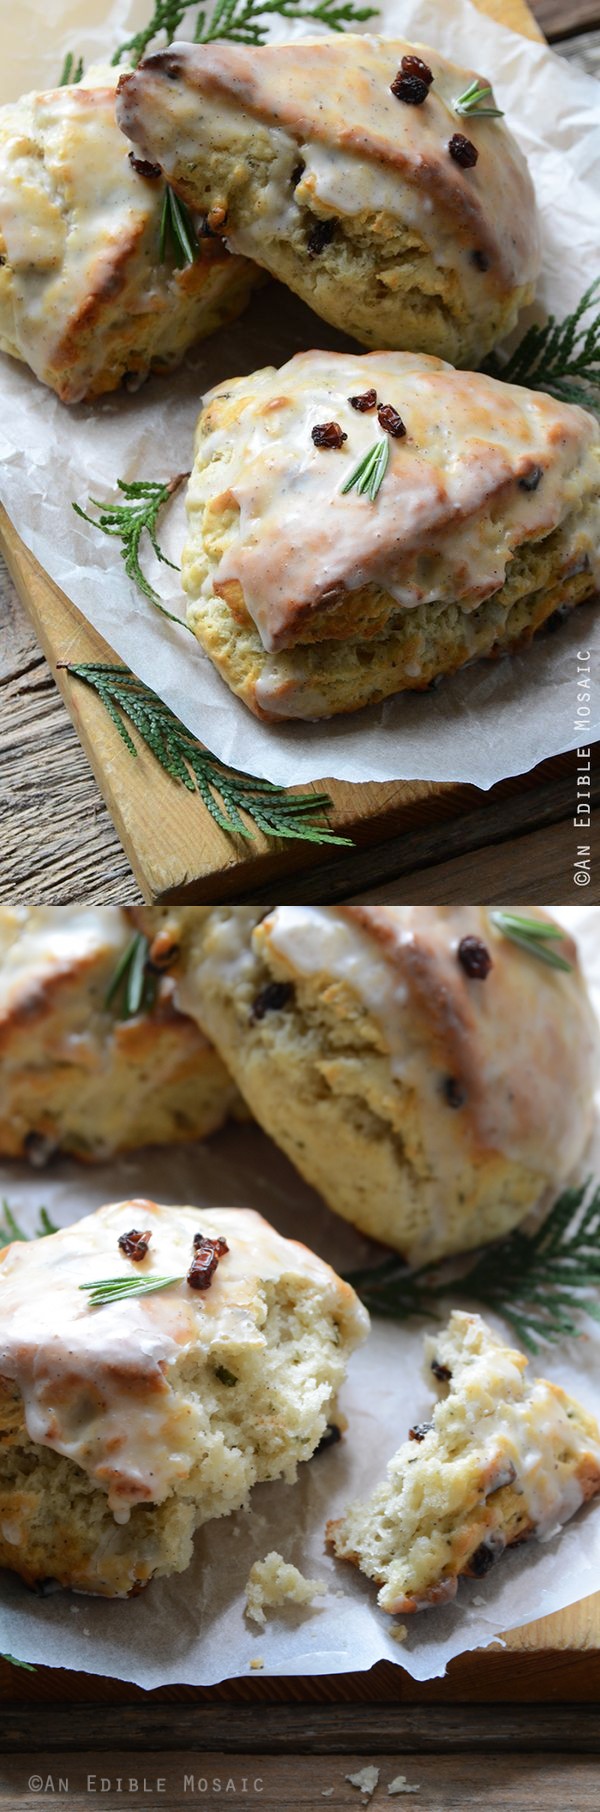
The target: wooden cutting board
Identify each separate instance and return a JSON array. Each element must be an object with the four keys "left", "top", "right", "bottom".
[{"left": 0, "top": 0, "right": 545, "bottom": 903}]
